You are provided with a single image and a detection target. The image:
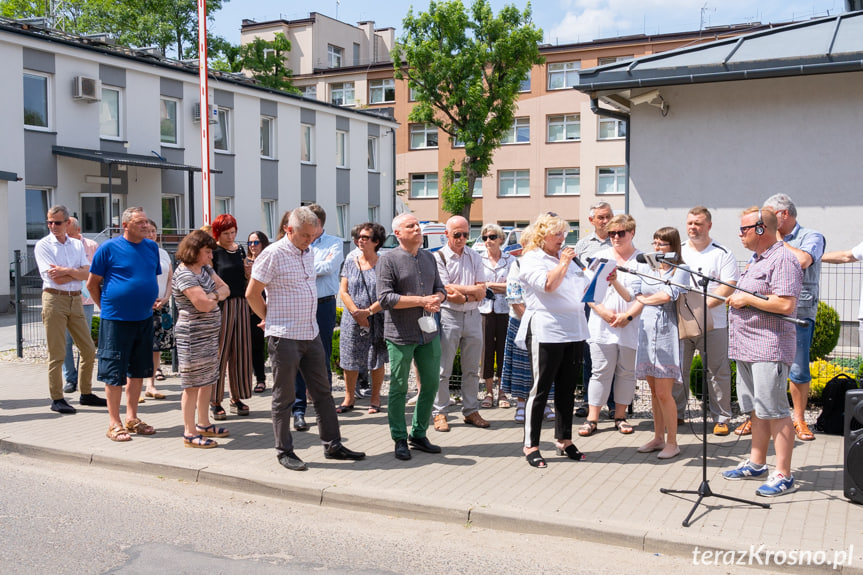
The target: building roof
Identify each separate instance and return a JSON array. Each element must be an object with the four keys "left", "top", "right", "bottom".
[
  {"left": 0, "top": 170, "right": 19, "bottom": 181},
  {"left": 52, "top": 146, "right": 221, "bottom": 173},
  {"left": 575, "top": 10, "right": 863, "bottom": 95}
]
